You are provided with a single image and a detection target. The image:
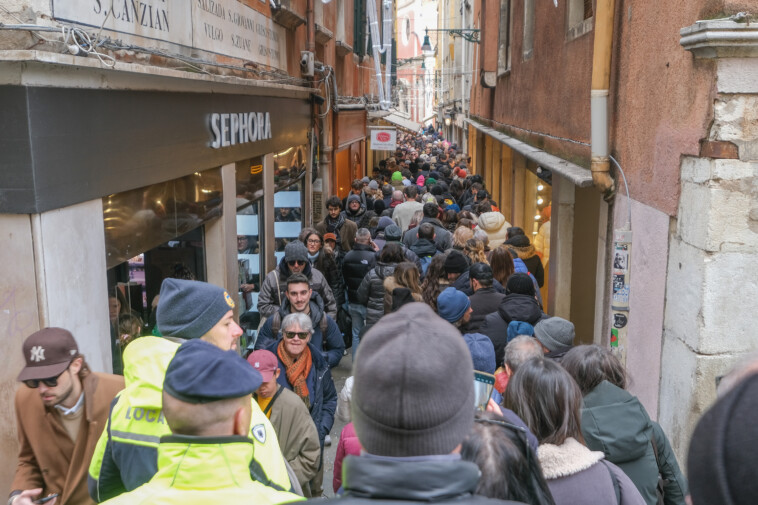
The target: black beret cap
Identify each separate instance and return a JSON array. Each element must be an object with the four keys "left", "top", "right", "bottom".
[{"left": 164, "top": 340, "right": 262, "bottom": 404}]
